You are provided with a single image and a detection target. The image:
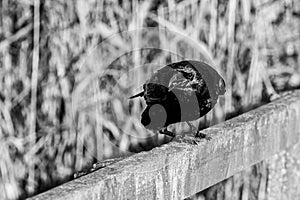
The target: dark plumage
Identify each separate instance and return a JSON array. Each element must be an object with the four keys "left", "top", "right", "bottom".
[{"left": 130, "top": 60, "right": 226, "bottom": 142}]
